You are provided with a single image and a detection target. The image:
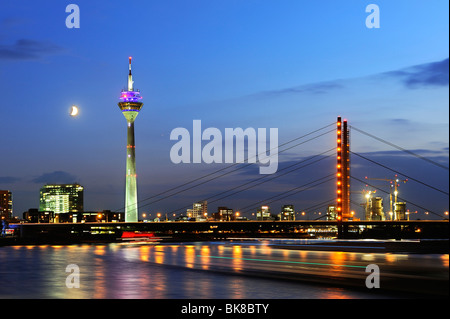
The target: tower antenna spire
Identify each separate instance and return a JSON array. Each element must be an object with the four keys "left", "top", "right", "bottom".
[{"left": 128, "top": 56, "right": 134, "bottom": 91}]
